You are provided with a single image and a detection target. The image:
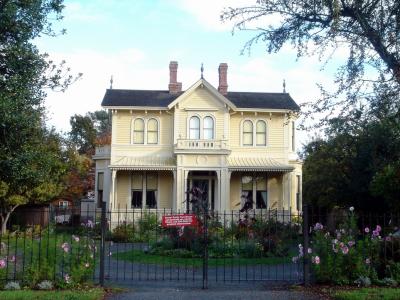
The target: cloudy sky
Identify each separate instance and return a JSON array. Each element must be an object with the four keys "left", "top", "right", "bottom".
[{"left": 37, "top": 0, "right": 343, "bottom": 147}]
